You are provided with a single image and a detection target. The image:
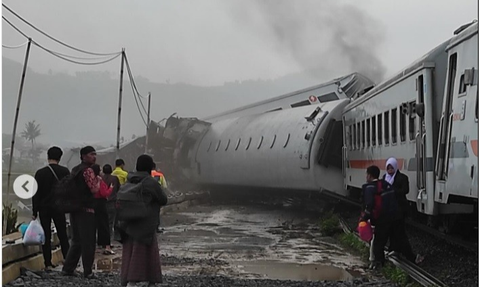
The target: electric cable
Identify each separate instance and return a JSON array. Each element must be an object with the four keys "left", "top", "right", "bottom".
[{"left": 2, "top": 3, "right": 120, "bottom": 56}]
